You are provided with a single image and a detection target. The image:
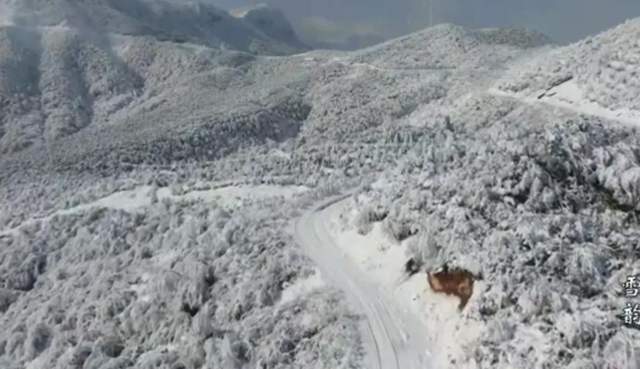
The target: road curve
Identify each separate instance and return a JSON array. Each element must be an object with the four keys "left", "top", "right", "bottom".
[{"left": 294, "top": 195, "right": 431, "bottom": 369}]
